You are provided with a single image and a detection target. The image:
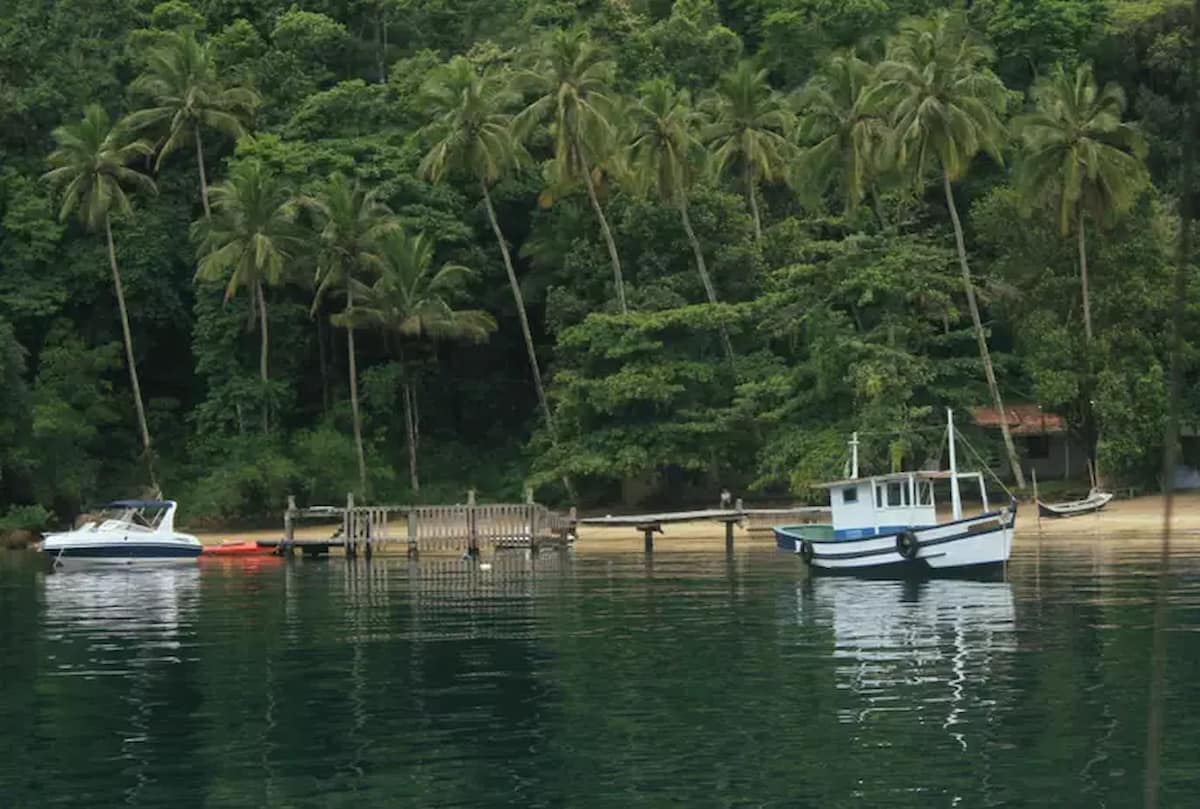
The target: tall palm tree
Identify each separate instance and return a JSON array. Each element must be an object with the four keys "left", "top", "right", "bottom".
[
  {"left": 44, "top": 105, "right": 159, "bottom": 489},
  {"left": 419, "top": 56, "right": 562, "bottom": 445},
  {"left": 337, "top": 230, "right": 496, "bottom": 493},
  {"left": 514, "top": 28, "right": 628, "bottom": 312},
  {"left": 126, "top": 31, "right": 260, "bottom": 218},
  {"left": 626, "top": 78, "right": 735, "bottom": 364},
  {"left": 703, "top": 60, "right": 795, "bottom": 241},
  {"left": 303, "top": 173, "right": 399, "bottom": 497},
  {"left": 869, "top": 11, "right": 1026, "bottom": 488},
  {"left": 796, "top": 49, "right": 889, "bottom": 221},
  {"left": 1014, "top": 63, "right": 1148, "bottom": 343},
  {"left": 192, "top": 160, "right": 301, "bottom": 432}
]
